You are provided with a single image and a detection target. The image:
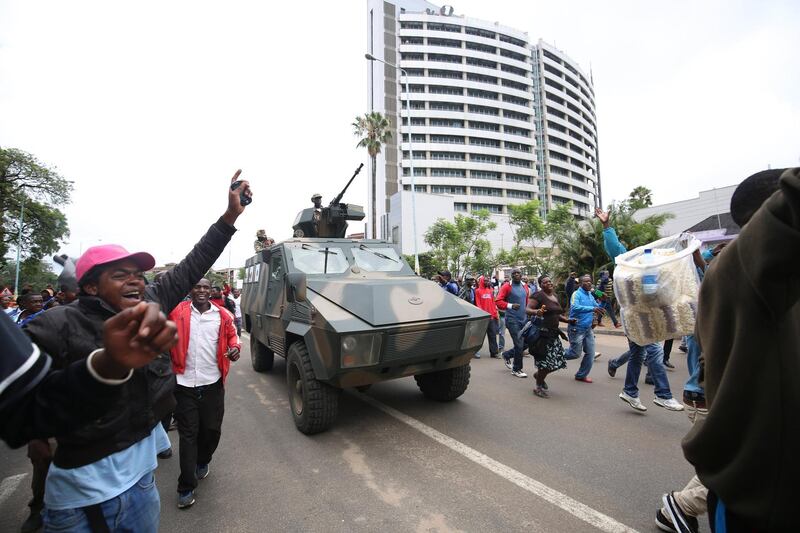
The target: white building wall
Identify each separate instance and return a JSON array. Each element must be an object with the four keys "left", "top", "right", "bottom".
[
  {"left": 388, "top": 190, "right": 525, "bottom": 256},
  {"left": 634, "top": 184, "right": 738, "bottom": 236}
]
